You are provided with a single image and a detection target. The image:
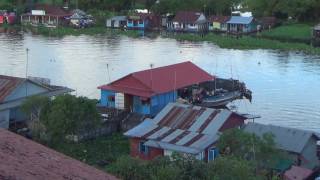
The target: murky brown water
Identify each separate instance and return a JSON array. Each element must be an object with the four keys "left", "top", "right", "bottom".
[{"left": 1, "top": 29, "right": 320, "bottom": 131}]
